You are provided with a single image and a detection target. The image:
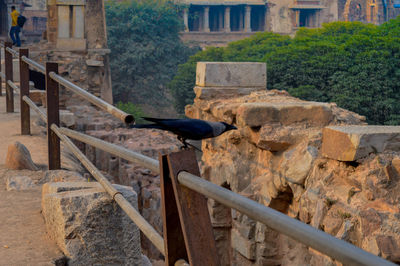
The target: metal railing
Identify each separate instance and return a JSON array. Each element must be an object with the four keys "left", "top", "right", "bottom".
[{"left": 0, "top": 41, "right": 397, "bottom": 266}]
